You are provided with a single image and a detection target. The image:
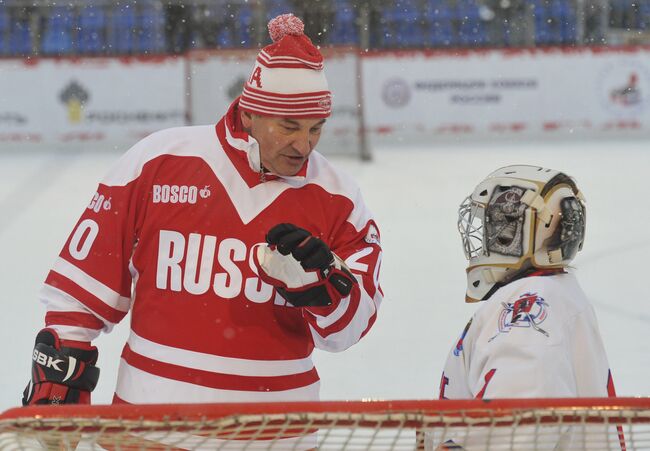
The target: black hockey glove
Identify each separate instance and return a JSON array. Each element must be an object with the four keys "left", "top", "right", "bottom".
[
  {"left": 22, "top": 328, "right": 100, "bottom": 405},
  {"left": 254, "top": 223, "right": 357, "bottom": 307}
]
